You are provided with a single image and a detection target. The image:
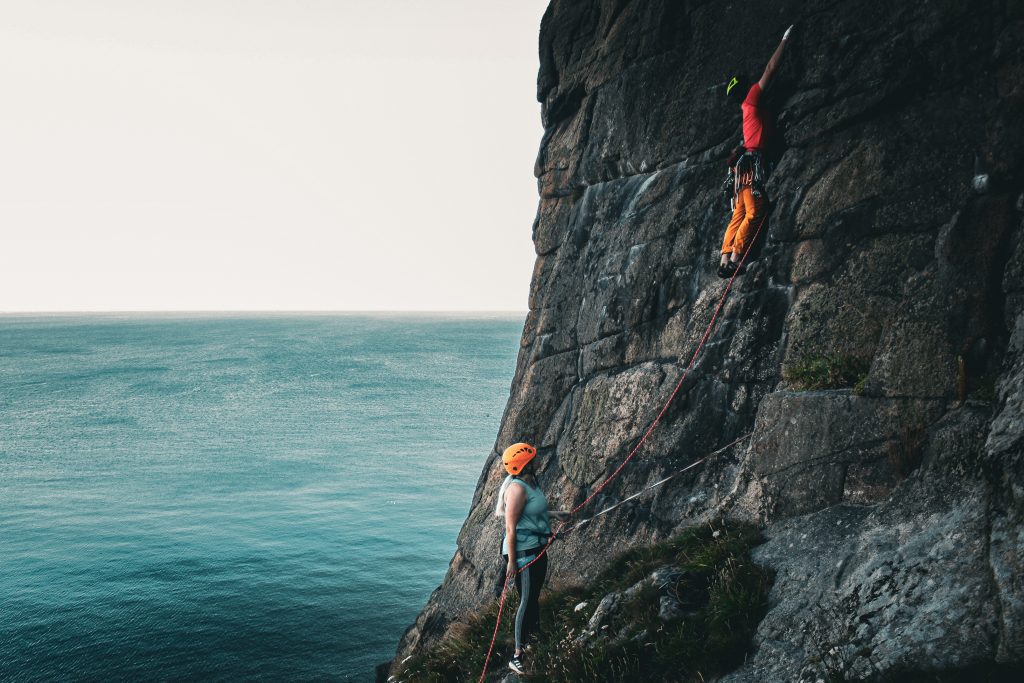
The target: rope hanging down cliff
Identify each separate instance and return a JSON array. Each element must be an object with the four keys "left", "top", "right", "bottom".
[{"left": 477, "top": 210, "right": 770, "bottom": 682}]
